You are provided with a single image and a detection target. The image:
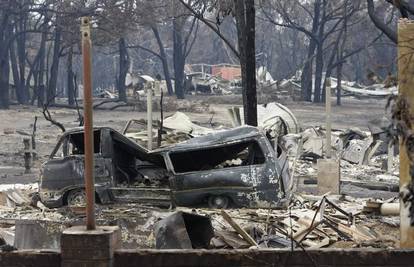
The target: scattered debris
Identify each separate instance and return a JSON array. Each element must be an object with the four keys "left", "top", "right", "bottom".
[
  {"left": 229, "top": 102, "right": 300, "bottom": 138},
  {"left": 274, "top": 75, "right": 397, "bottom": 100},
  {"left": 0, "top": 97, "right": 401, "bottom": 252},
  {"left": 221, "top": 210, "right": 258, "bottom": 247},
  {"left": 3, "top": 128, "right": 15, "bottom": 135},
  {"left": 0, "top": 182, "right": 400, "bottom": 250},
  {"left": 154, "top": 211, "right": 214, "bottom": 249},
  {"left": 363, "top": 199, "right": 399, "bottom": 216}
]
